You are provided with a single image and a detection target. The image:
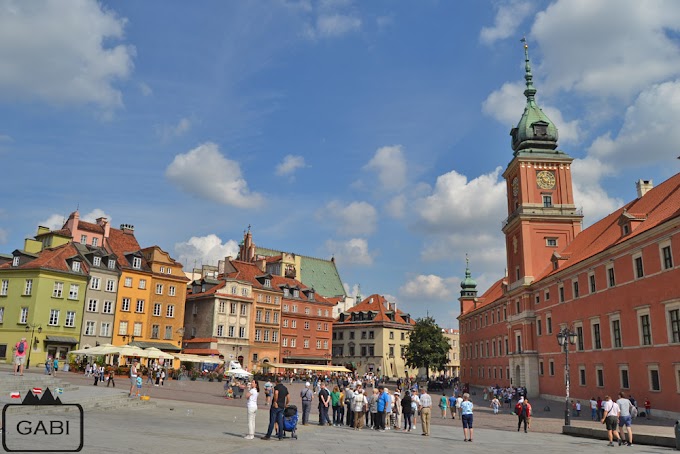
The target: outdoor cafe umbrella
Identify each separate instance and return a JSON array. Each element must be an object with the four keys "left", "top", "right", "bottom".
[
  {"left": 143, "top": 347, "right": 175, "bottom": 360},
  {"left": 70, "top": 343, "right": 118, "bottom": 356}
]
